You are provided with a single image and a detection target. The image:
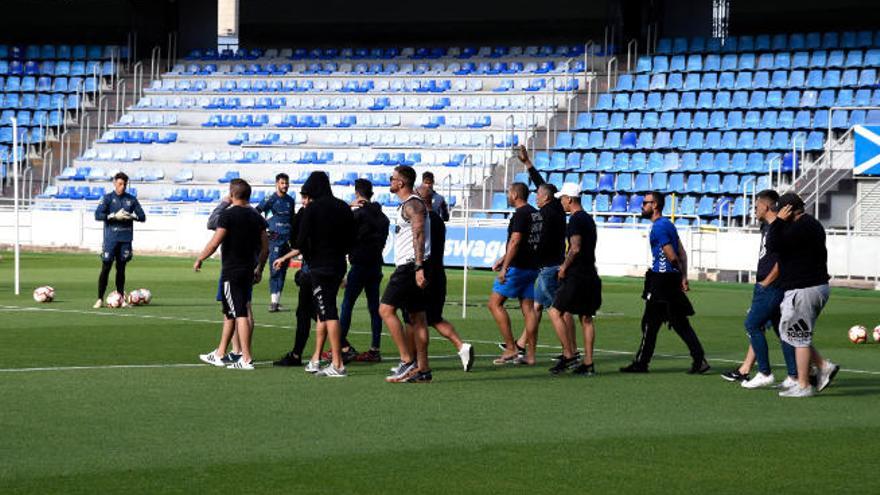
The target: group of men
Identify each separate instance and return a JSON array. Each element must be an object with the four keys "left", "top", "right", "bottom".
[
  {"left": 193, "top": 166, "right": 472, "bottom": 381},
  {"left": 91, "top": 153, "right": 839, "bottom": 395},
  {"left": 490, "top": 146, "right": 705, "bottom": 376}
]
